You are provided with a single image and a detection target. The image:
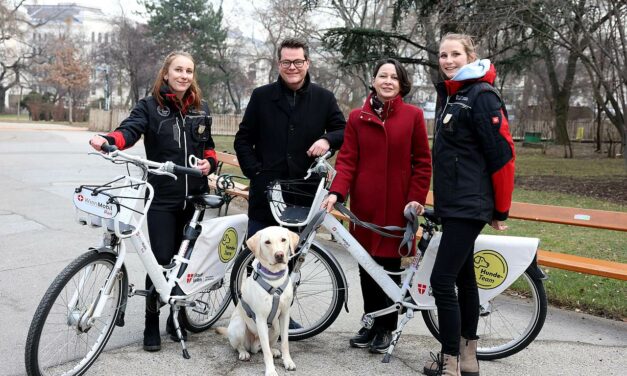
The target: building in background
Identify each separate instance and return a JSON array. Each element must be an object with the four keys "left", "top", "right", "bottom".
[{"left": 5, "top": 2, "right": 123, "bottom": 111}]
